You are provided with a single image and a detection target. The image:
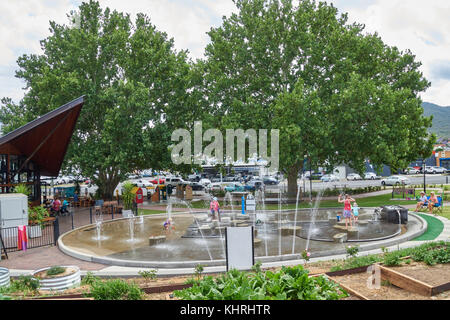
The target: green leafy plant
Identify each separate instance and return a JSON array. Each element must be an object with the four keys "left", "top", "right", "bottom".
[
  {"left": 251, "top": 261, "right": 262, "bottom": 273},
  {"left": 122, "top": 182, "right": 136, "bottom": 210},
  {"left": 0, "top": 276, "right": 41, "bottom": 295},
  {"left": 301, "top": 249, "right": 311, "bottom": 263},
  {"left": 346, "top": 245, "right": 359, "bottom": 258},
  {"left": 46, "top": 266, "right": 66, "bottom": 277},
  {"left": 88, "top": 279, "right": 143, "bottom": 300},
  {"left": 138, "top": 270, "right": 157, "bottom": 281},
  {"left": 13, "top": 183, "right": 31, "bottom": 196},
  {"left": 174, "top": 265, "right": 348, "bottom": 300},
  {"left": 194, "top": 264, "right": 205, "bottom": 281},
  {"left": 383, "top": 253, "right": 402, "bottom": 266},
  {"left": 28, "top": 205, "right": 50, "bottom": 227},
  {"left": 81, "top": 272, "right": 100, "bottom": 286}
]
